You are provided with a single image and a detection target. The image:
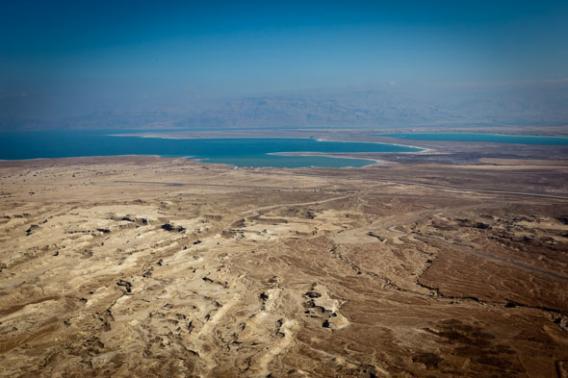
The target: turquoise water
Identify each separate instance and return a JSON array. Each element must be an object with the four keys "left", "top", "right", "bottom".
[
  {"left": 0, "top": 130, "right": 420, "bottom": 168},
  {"left": 384, "top": 132, "right": 568, "bottom": 145}
]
